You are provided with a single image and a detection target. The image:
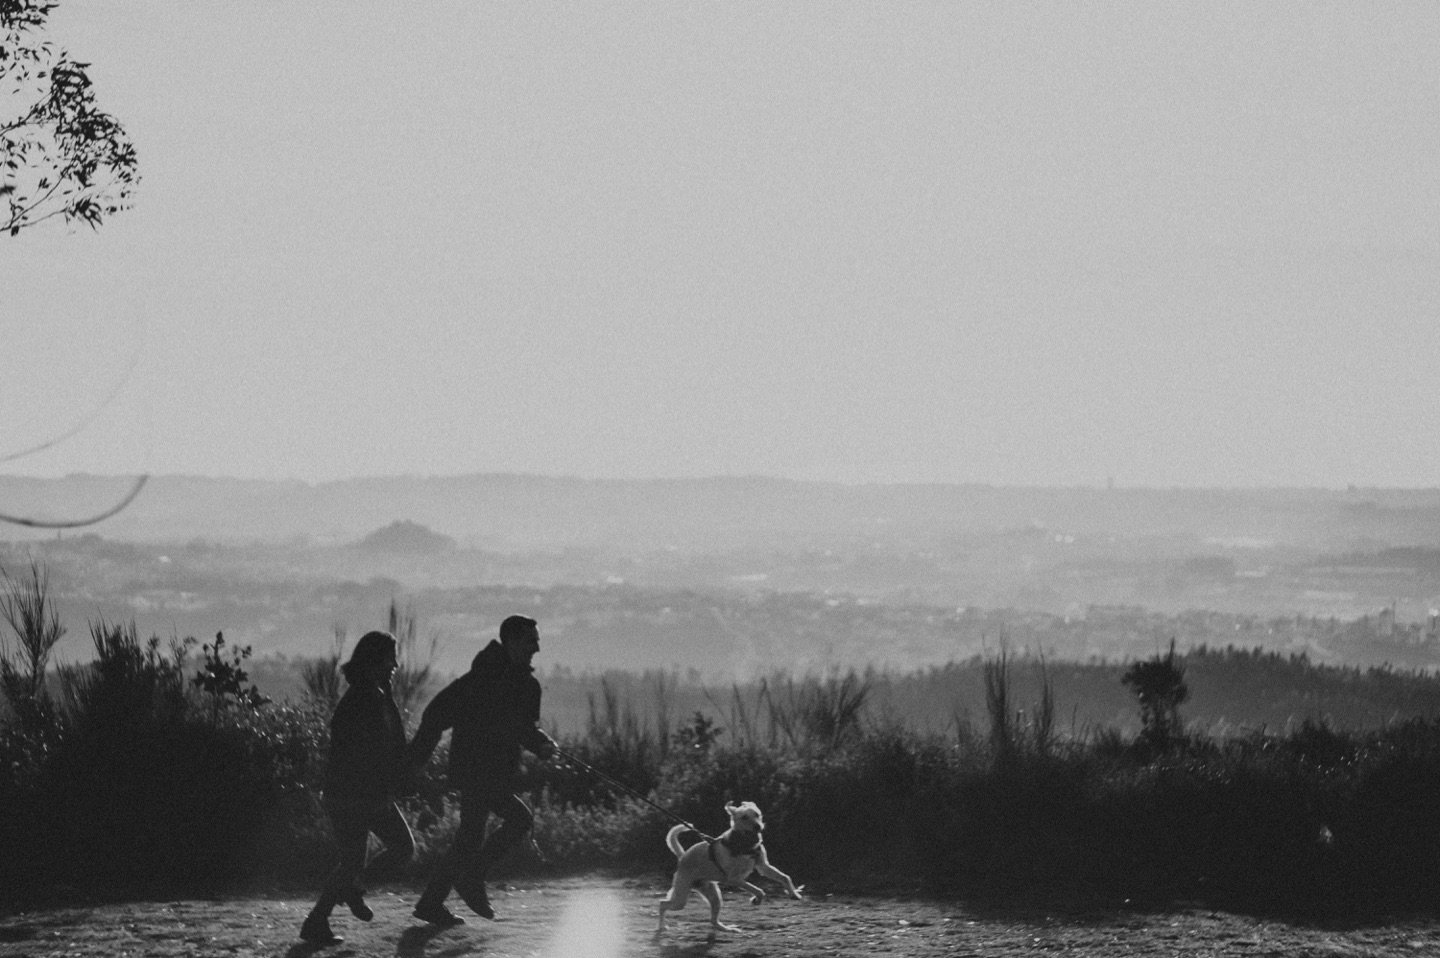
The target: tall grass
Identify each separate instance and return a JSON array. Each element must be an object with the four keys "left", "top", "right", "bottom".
[
  {"left": 299, "top": 624, "right": 346, "bottom": 710},
  {"left": 704, "top": 669, "right": 873, "bottom": 753},
  {"left": 984, "top": 645, "right": 1057, "bottom": 762},
  {"left": 297, "top": 601, "right": 442, "bottom": 720},
  {"left": 387, "top": 598, "right": 439, "bottom": 722}
]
